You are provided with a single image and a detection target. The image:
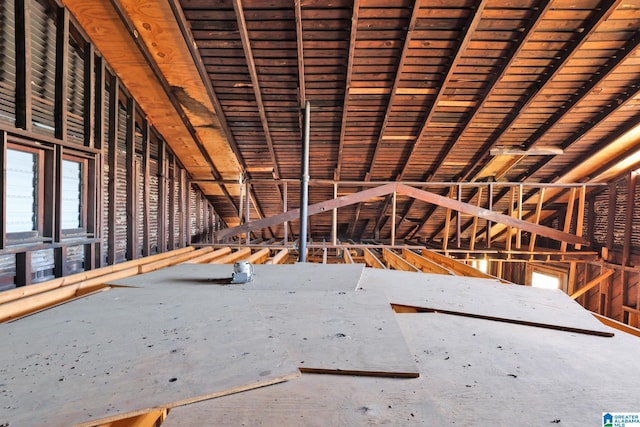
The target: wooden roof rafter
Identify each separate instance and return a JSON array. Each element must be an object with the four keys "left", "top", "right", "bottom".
[
  {"left": 372, "top": 0, "right": 489, "bottom": 239},
  {"left": 519, "top": 33, "right": 640, "bottom": 153},
  {"left": 232, "top": 0, "right": 280, "bottom": 182},
  {"left": 347, "top": 0, "right": 422, "bottom": 240},
  {"left": 424, "top": 0, "right": 554, "bottom": 181},
  {"left": 294, "top": 0, "right": 305, "bottom": 108},
  {"left": 438, "top": 36, "right": 640, "bottom": 245},
  {"left": 334, "top": 0, "right": 360, "bottom": 178},
  {"left": 399, "top": 1, "right": 578, "bottom": 241},
  {"left": 407, "top": 0, "right": 629, "bottom": 243},
  {"left": 460, "top": 0, "right": 625, "bottom": 183}
]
